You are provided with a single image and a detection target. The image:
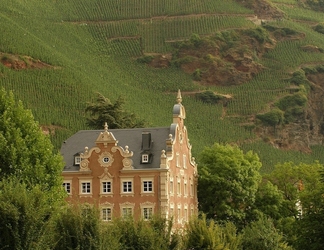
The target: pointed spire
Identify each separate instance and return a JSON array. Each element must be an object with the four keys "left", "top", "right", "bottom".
[
  {"left": 176, "top": 89, "right": 182, "bottom": 104},
  {"left": 104, "top": 122, "right": 108, "bottom": 132}
]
